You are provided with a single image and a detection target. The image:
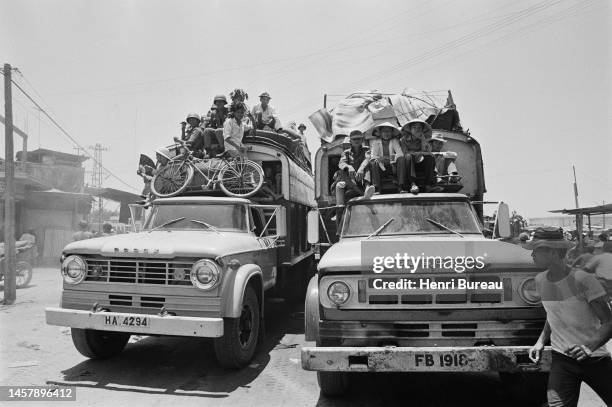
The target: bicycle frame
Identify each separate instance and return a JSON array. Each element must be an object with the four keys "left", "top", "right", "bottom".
[{"left": 169, "top": 150, "right": 249, "bottom": 192}]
